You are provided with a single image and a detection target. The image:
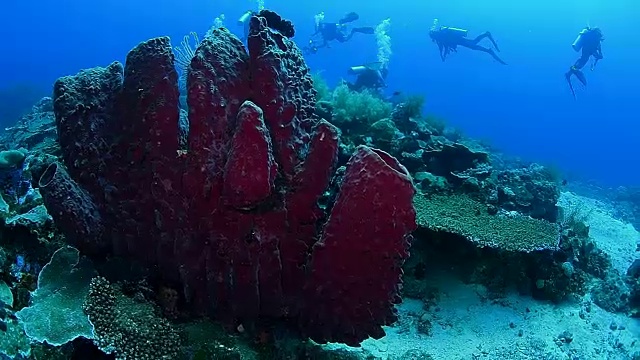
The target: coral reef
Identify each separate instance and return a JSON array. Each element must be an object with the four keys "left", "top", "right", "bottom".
[
  {"left": 629, "top": 260, "right": 640, "bottom": 317},
  {"left": 403, "top": 225, "right": 592, "bottom": 304},
  {"left": 0, "top": 148, "right": 33, "bottom": 207},
  {"left": 591, "top": 275, "right": 631, "bottom": 313},
  {"left": 1, "top": 10, "right": 636, "bottom": 360},
  {"left": 84, "top": 276, "right": 181, "bottom": 359},
  {"left": 0, "top": 149, "right": 27, "bottom": 170},
  {"left": 421, "top": 141, "right": 490, "bottom": 183},
  {"left": 39, "top": 15, "right": 416, "bottom": 346},
  {"left": 319, "top": 82, "right": 562, "bottom": 224},
  {"left": 304, "top": 71, "right": 591, "bottom": 306},
  {"left": 403, "top": 191, "right": 622, "bottom": 306},
  {"left": 612, "top": 186, "right": 640, "bottom": 231},
  {"left": 0, "top": 316, "right": 31, "bottom": 358},
  {"left": 303, "top": 77, "right": 617, "bottom": 308},
  {"left": 330, "top": 84, "right": 393, "bottom": 131},
  {"left": 0, "top": 97, "right": 59, "bottom": 158},
  {"left": 178, "top": 320, "right": 254, "bottom": 359},
  {"left": 492, "top": 164, "right": 561, "bottom": 222},
  {"left": 0, "top": 143, "right": 63, "bottom": 330}
]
